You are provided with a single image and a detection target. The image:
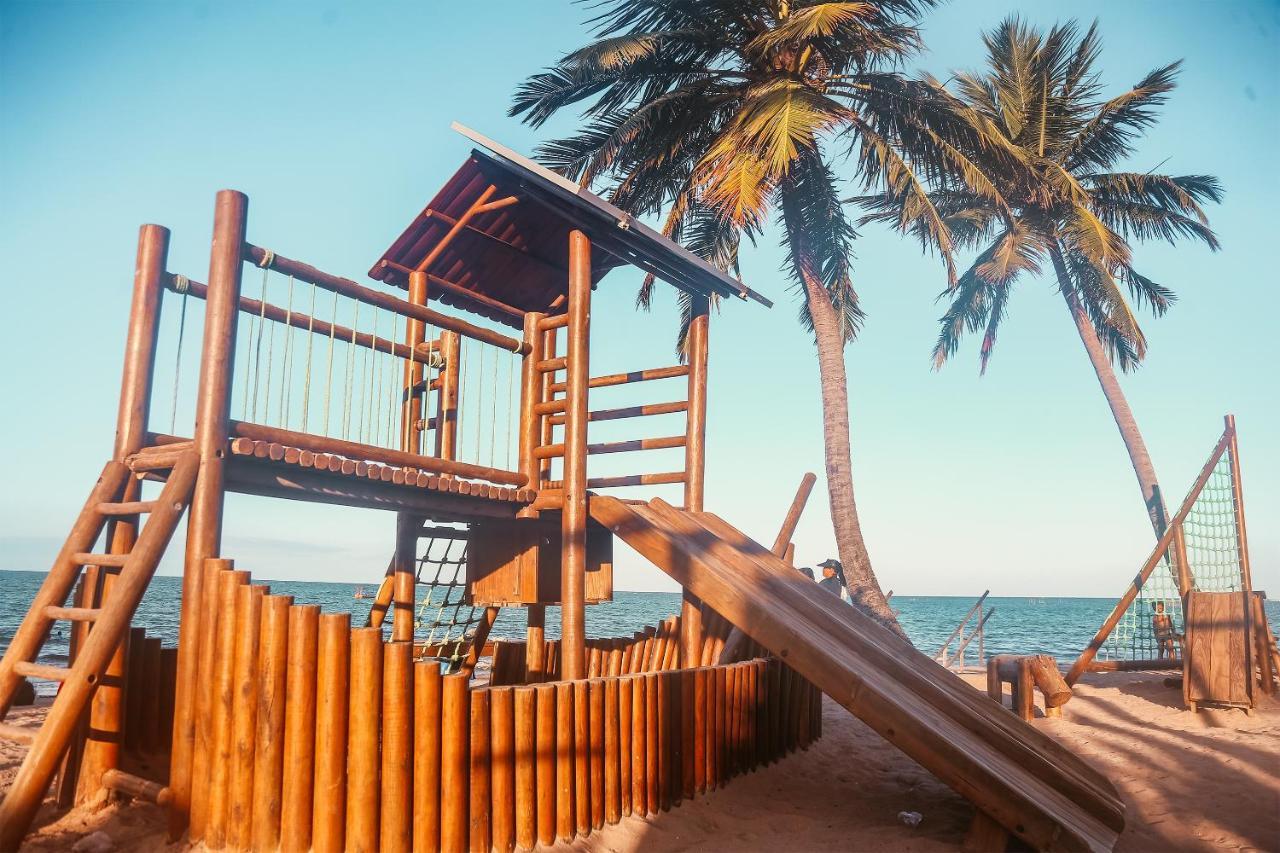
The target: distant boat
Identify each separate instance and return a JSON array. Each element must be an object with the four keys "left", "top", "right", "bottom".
[{"left": 354, "top": 585, "right": 368, "bottom": 599}]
